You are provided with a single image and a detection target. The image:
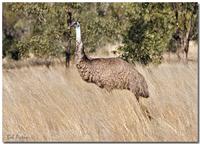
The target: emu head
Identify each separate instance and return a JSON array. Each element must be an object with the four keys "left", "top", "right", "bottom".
[
  {"left": 69, "top": 21, "right": 81, "bottom": 43},
  {"left": 68, "top": 21, "right": 80, "bottom": 29}
]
